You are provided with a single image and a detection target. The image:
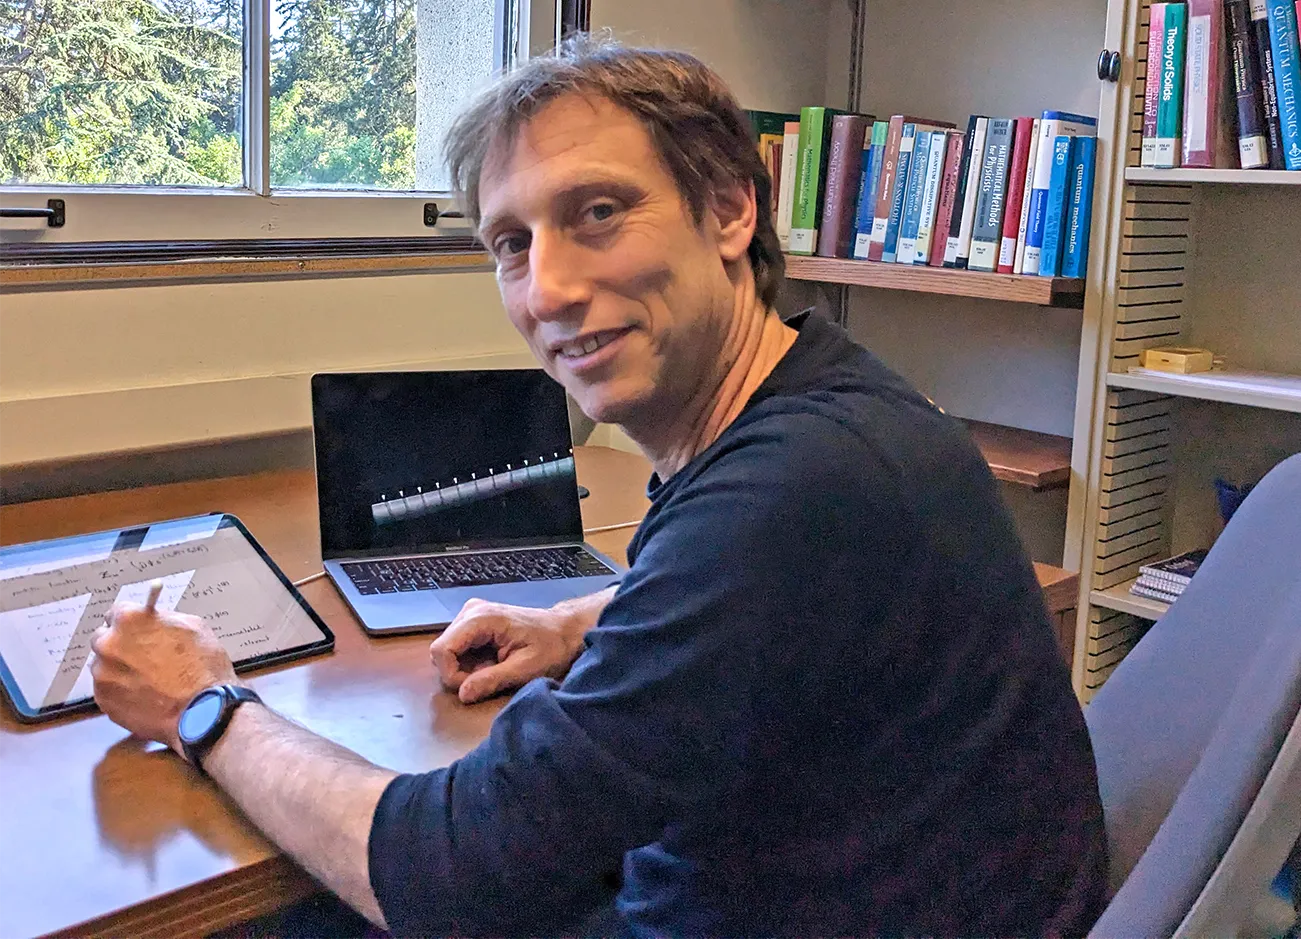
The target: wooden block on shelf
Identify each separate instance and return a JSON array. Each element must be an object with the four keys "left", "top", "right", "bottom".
[{"left": 962, "top": 420, "right": 1072, "bottom": 490}]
